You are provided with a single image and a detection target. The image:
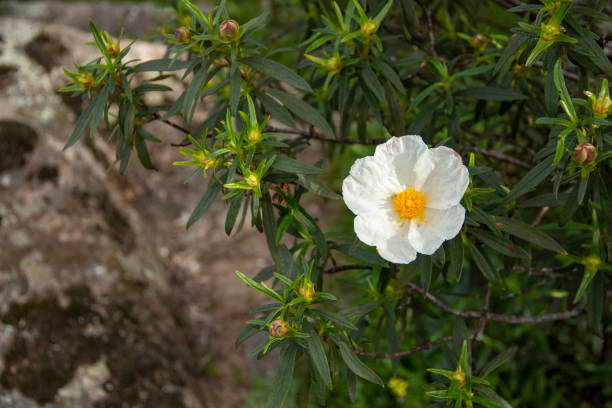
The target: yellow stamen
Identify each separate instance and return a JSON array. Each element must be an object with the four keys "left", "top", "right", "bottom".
[{"left": 393, "top": 187, "right": 425, "bottom": 220}]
